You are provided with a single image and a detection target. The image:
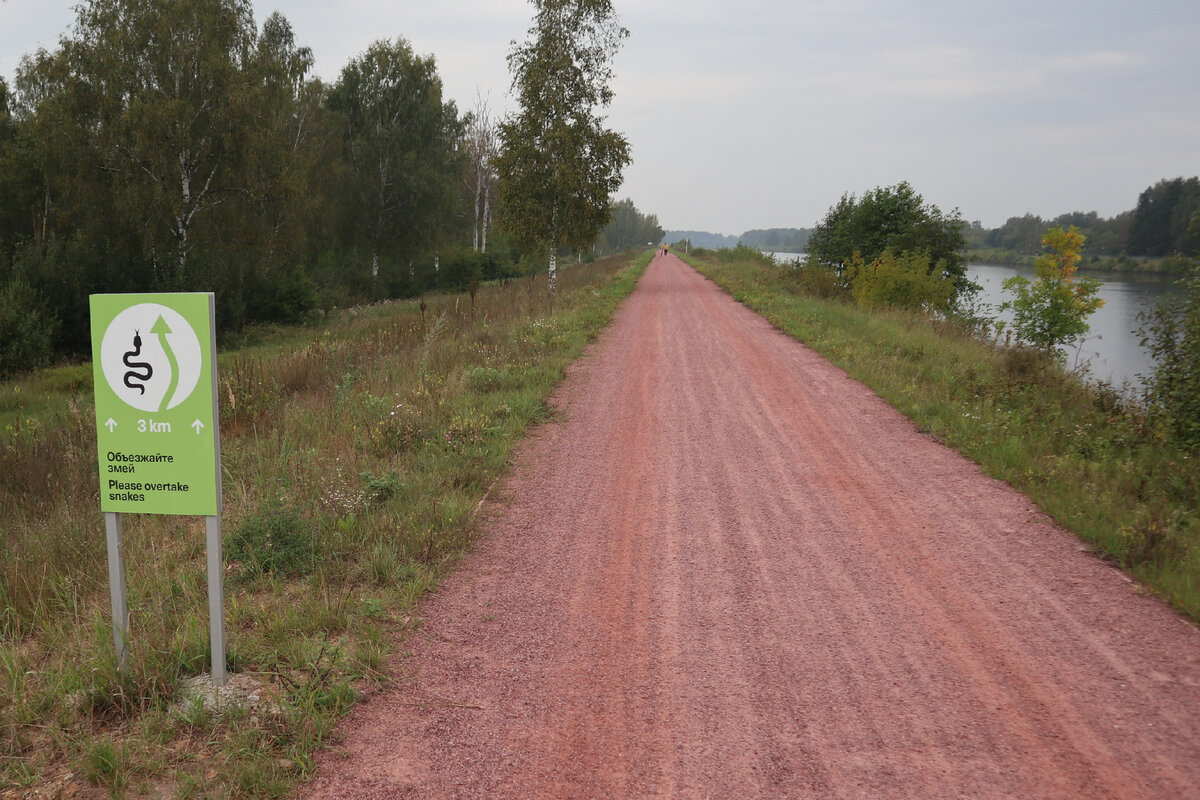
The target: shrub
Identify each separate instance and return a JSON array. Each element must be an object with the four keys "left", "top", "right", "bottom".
[
  {"left": 847, "top": 250, "right": 955, "bottom": 313},
  {"left": 717, "top": 244, "right": 773, "bottom": 266},
  {"left": 438, "top": 249, "right": 485, "bottom": 292},
  {"left": 792, "top": 260, "right": 846, "bottom": 299},
  {"left": 0, "top": 278, "right": 58, "bottom": 378},
  {"left": 1000, "top": 227, "right": 1104, "bottom": 354},
  {"left": 227, "top": 502, "right": 319, "bottom": 579},
  {"left": 807, "top": 181, "right": 968, "bottom": 290},
  {"left": 1141, "top": 262, "right": 1200, "bottom": 448},
  {"left": 250, "top": 265, "right": 319, "bottom": 325}
]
